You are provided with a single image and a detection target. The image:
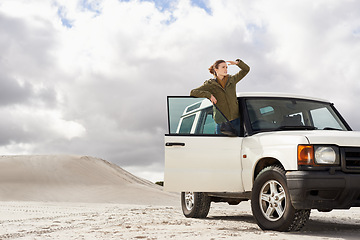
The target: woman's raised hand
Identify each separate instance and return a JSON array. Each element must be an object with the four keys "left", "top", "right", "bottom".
[{"left": 226, "top": 60, "right": 238, "bottom": 65}]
